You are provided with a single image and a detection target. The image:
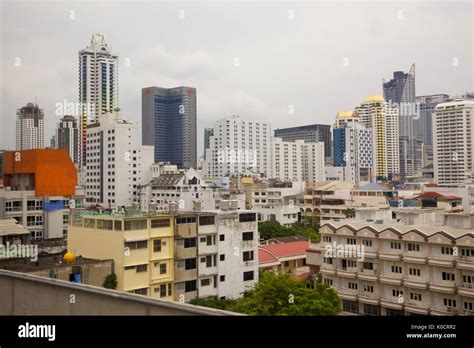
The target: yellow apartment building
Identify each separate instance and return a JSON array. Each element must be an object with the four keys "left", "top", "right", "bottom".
[{"left": 68, "top": 213, "right": 174, "bottom": 300}]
